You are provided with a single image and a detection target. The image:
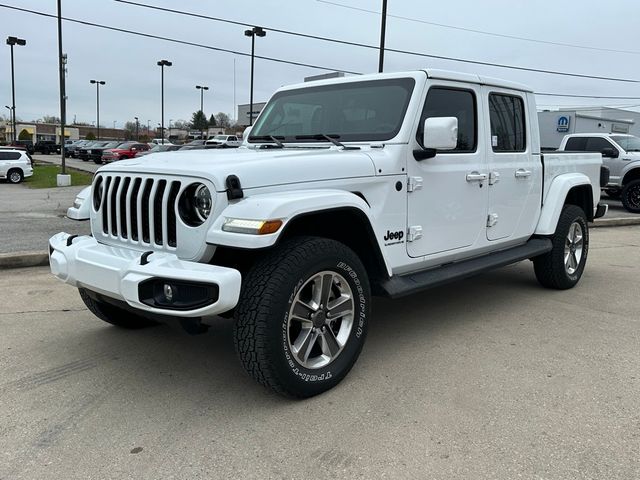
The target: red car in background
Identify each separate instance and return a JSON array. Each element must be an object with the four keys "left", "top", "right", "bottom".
[{"left": 101, "top": 142, "right": 150, "bottom": 163}]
